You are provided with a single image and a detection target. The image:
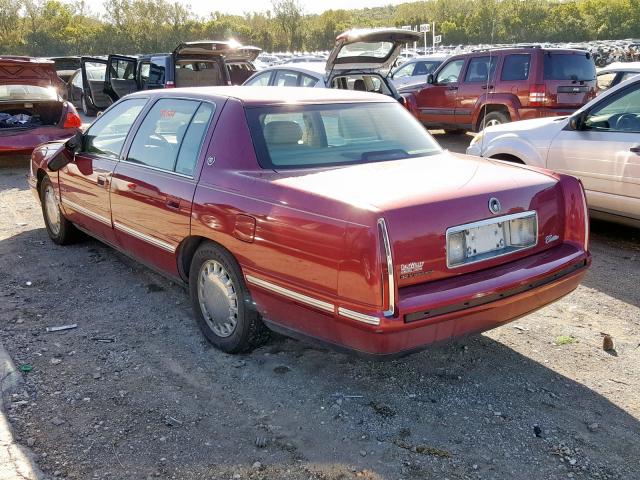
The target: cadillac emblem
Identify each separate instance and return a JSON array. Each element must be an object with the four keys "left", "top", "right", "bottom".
[{"left": 488, "top": 197, "right": 501, "bottom": 214}]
